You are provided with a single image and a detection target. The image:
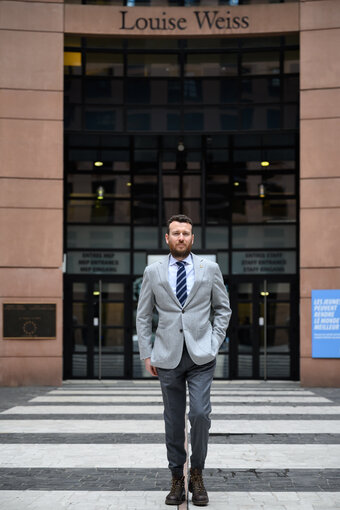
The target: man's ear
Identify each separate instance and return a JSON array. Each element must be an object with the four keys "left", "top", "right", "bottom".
[{"left": 165, "top": 233, "right": 169, "bottom": 244}]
